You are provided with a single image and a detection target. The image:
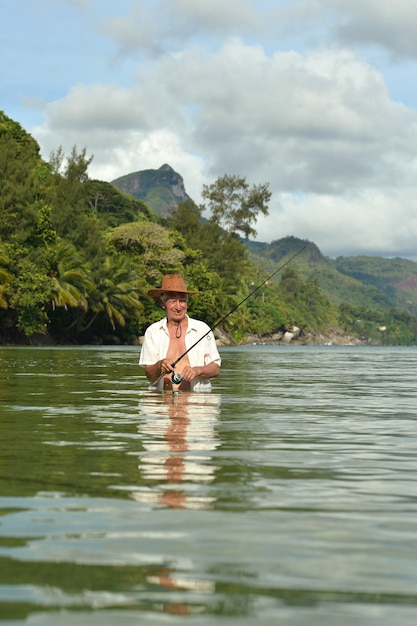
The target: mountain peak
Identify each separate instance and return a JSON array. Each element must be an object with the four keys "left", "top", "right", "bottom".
[{"left": 111, "top": 164, "right": 190, "bottom": 217}]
